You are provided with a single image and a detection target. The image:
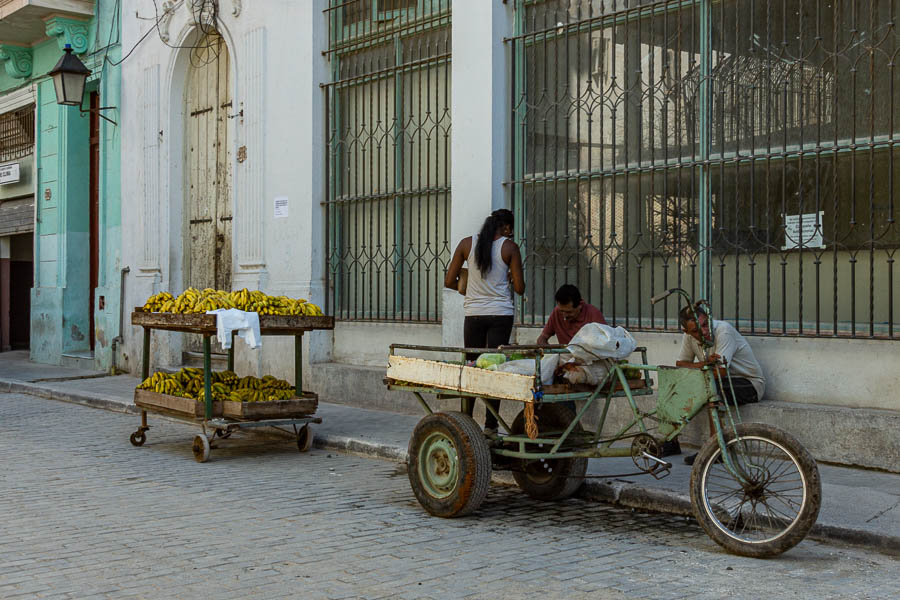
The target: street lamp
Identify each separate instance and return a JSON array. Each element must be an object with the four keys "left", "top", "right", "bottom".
[
  {"left": 48, "top": 43, "right": 117, "bottom": 125},
  {"left": 49, "top": 44, "right": 90, "bottom": 106}
]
